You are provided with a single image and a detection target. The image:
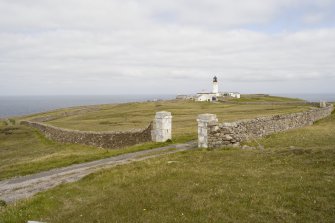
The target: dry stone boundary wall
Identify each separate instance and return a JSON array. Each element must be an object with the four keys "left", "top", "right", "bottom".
[
  {"left": 21, "top": 121, "right": 153, "bottom": 149},
  {"left": 221, "top": 101, "right": 320, "bottom": 106},
  {"left": 198, "top": 104, "right": 333, "bottom": 148}
]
